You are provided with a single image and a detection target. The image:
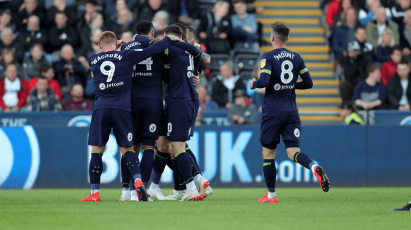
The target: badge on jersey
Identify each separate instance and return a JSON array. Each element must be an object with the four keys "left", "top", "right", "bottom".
[{"left": 261, "top": 59, "right": 266, "bottom": 68}]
